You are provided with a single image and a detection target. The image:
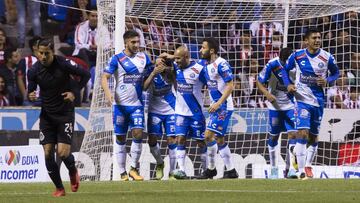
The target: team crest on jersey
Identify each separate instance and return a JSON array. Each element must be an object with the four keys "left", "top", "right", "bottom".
[
  {"left": 190, "top": 73, "right": 195, "bottom": 78},
  {"left": 39, "top": 131, "right": 45, "bottom": 141},
  {"left": 318, "top": 62, "right": 324, "bottom": 68},
  {"left": 120, "top": 85, "right": 126, "bottom": 90},
  {"left": 211, "top": 68, "right": 216, "bottom": 73}
]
